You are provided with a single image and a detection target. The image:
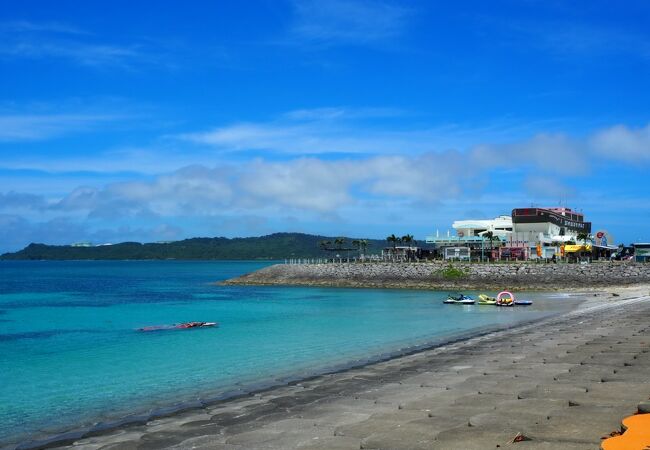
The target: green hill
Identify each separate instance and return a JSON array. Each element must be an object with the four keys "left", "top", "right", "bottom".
[{"left": 0, "top": 233, "right": 396, "bottom": 260}]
